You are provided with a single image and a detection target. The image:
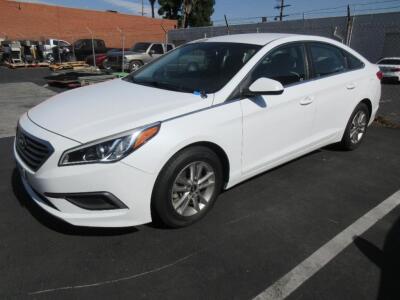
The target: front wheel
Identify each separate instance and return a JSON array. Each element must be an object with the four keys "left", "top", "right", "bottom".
[
  {"left": 339, "top": 102, "right": 370, "bottom": 150},
  {"left": 152, "top": 146, "right": 223, "bottom": 228},
  {"left": 129, "top": 60, "right": 143, "bottom": 72}
]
